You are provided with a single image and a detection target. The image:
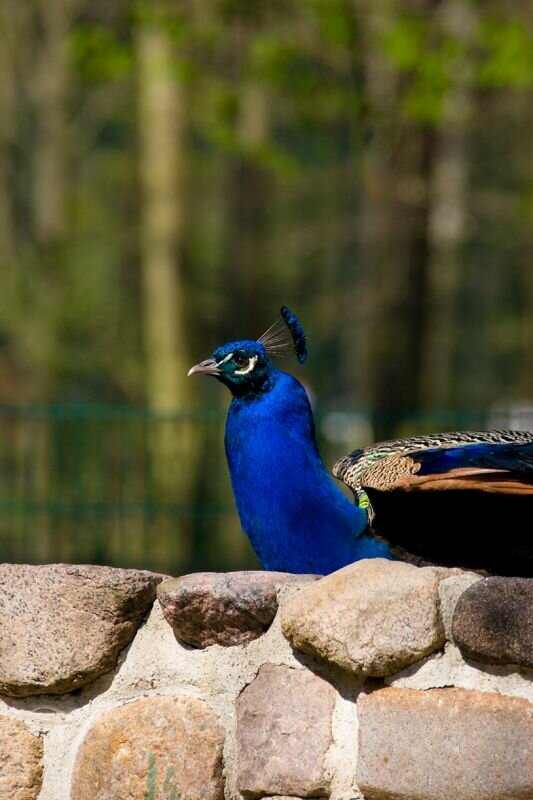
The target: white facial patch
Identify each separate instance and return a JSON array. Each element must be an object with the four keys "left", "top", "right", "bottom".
[
  {"left": 234, "top": 355, "right": 258, "bottom": 375},
  {"left": 216, "top": 352, "right": 234, "bottom": 368}
]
